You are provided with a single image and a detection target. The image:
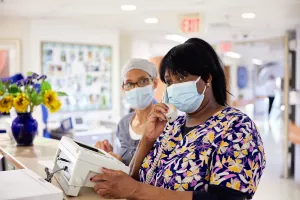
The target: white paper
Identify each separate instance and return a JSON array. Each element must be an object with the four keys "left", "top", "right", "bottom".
[{"left": 0, "top": 169, "right": 62, "bottom": 200}]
